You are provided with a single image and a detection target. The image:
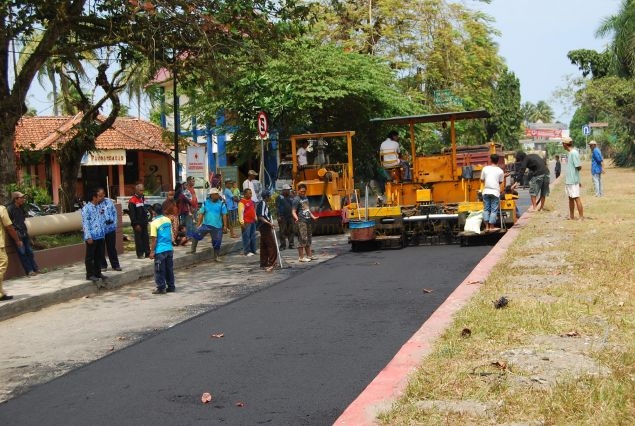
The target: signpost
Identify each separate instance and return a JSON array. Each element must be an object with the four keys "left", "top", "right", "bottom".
[
  {"left": 257, "top": 111, "right": 268, "bottom": 183},
  {"left": 582, "top": 124, "right": 591, "bottom": 145}
]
